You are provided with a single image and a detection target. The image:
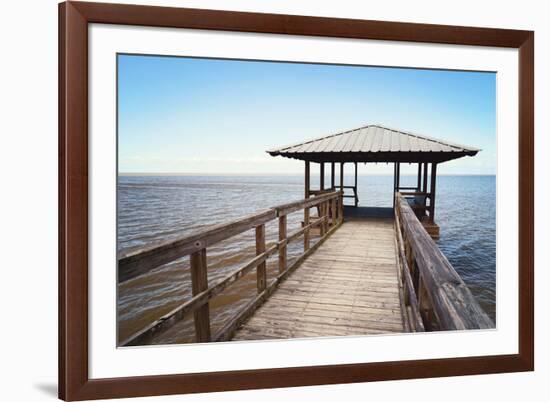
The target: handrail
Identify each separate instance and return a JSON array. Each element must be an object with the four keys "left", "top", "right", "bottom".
[
  {"left": 394, "top": 203, "right": 425, "bottom": 332},
  {"left": 394, "top": 192, "right": 493, "bottom": 331},
  {"left": 118, "top": 209, "right": 276, "bottom": 283},
  {"left": 120, "top": 190, "right": 344, "bottom": 345}
]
